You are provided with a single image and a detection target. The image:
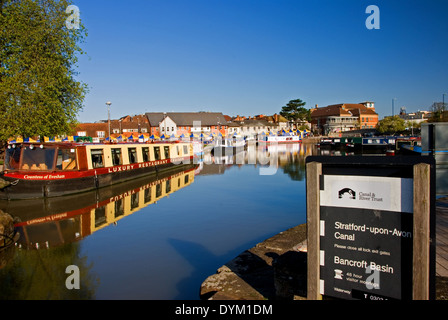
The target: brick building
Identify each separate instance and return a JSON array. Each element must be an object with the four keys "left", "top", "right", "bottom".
[{"left": 310, "top": 102, "right": 379, "bottom": 135}]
